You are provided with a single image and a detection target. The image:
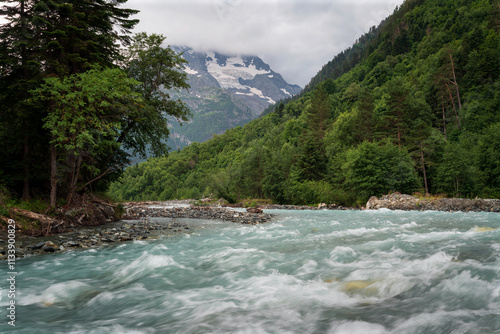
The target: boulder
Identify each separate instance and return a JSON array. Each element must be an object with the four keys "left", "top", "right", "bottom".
[
  {"left": 246, "top": 207, "right": 263, "bottom": 214},
  {"left": 366, "top": 196, "right": 379, "bottom": 210}
]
